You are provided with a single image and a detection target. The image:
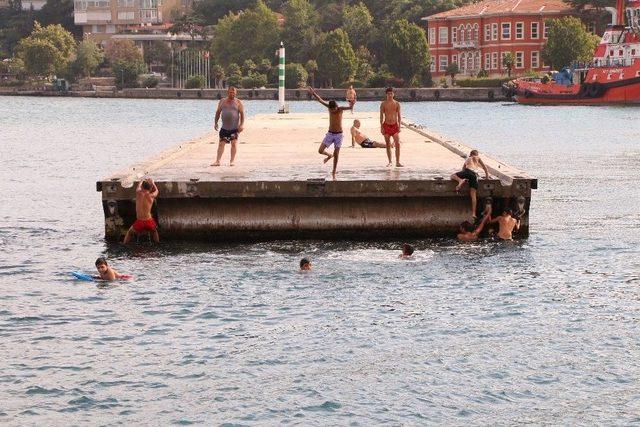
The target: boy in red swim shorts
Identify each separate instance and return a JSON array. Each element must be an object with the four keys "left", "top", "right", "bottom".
[
  {"left": 124, "top": 178, "right": 160, "bottom": 244},
  {"left": 380, "top": 87, "right": 403, "bottom": 167}
]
